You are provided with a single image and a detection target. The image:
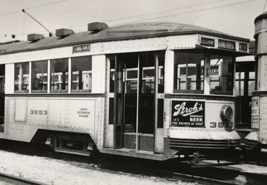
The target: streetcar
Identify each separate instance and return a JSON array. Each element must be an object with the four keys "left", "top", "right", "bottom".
[{"left": 0, "top": 22, "right": 250, "bottom": 161}]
